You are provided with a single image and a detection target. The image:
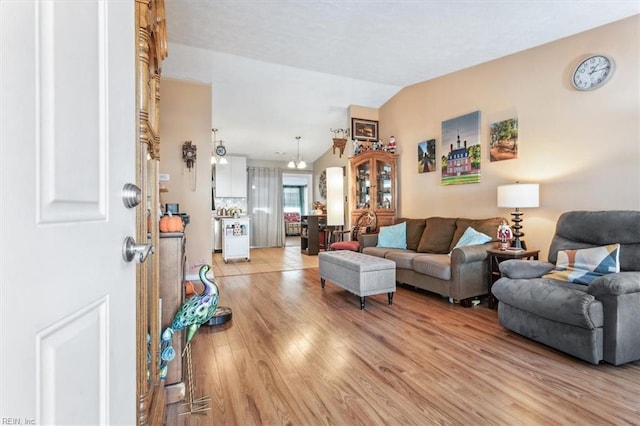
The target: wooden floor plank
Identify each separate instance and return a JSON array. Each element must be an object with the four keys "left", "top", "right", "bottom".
[{"left": 166, "top": 265, "right": 640, "bottom": 425}]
